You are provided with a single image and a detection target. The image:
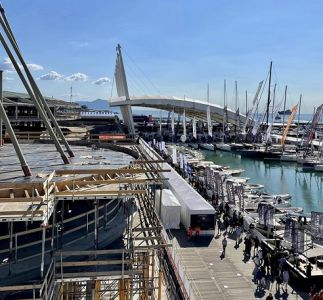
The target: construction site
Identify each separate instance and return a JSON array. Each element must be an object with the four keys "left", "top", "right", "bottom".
[{"left": 0, "top": 3, "right": 177, "bottom": 299}]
